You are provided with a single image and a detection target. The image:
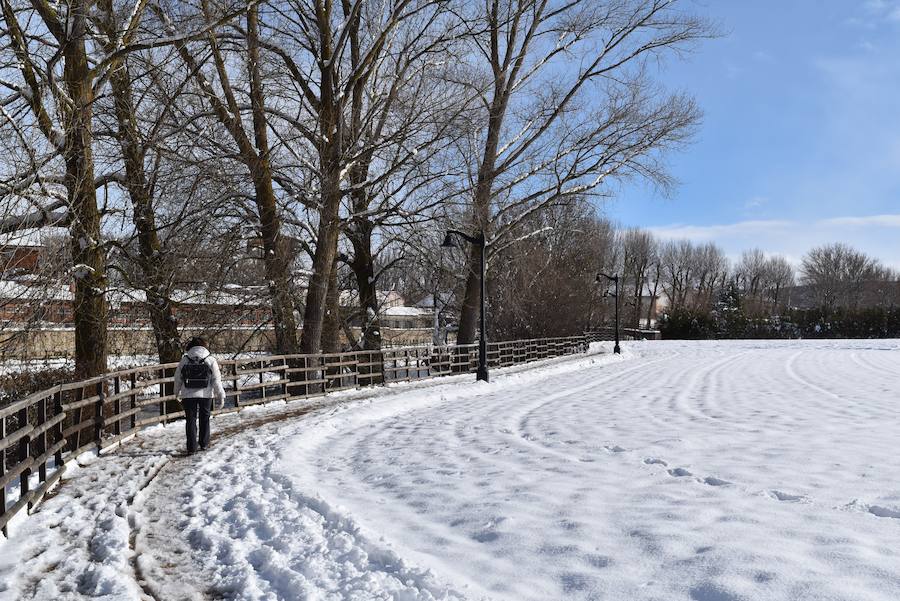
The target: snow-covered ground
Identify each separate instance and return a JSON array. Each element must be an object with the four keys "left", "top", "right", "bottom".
[{"left": 2, "top": 340, "right": 900, "bottom": 601}]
